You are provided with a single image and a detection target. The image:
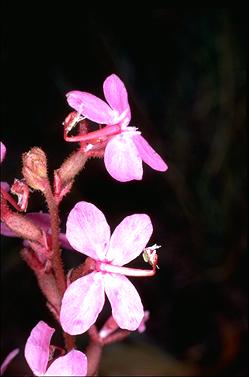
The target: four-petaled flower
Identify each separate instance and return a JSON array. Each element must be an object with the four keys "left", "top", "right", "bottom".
[
  {"left": 25, "top": 321, "right": 87, "bottom": 376},
  {"left": 60, "top": 201, "right": 154, "bottom": 335},
  {"left": 66, "top": 74, "right": 168, "bottom": 182}
]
